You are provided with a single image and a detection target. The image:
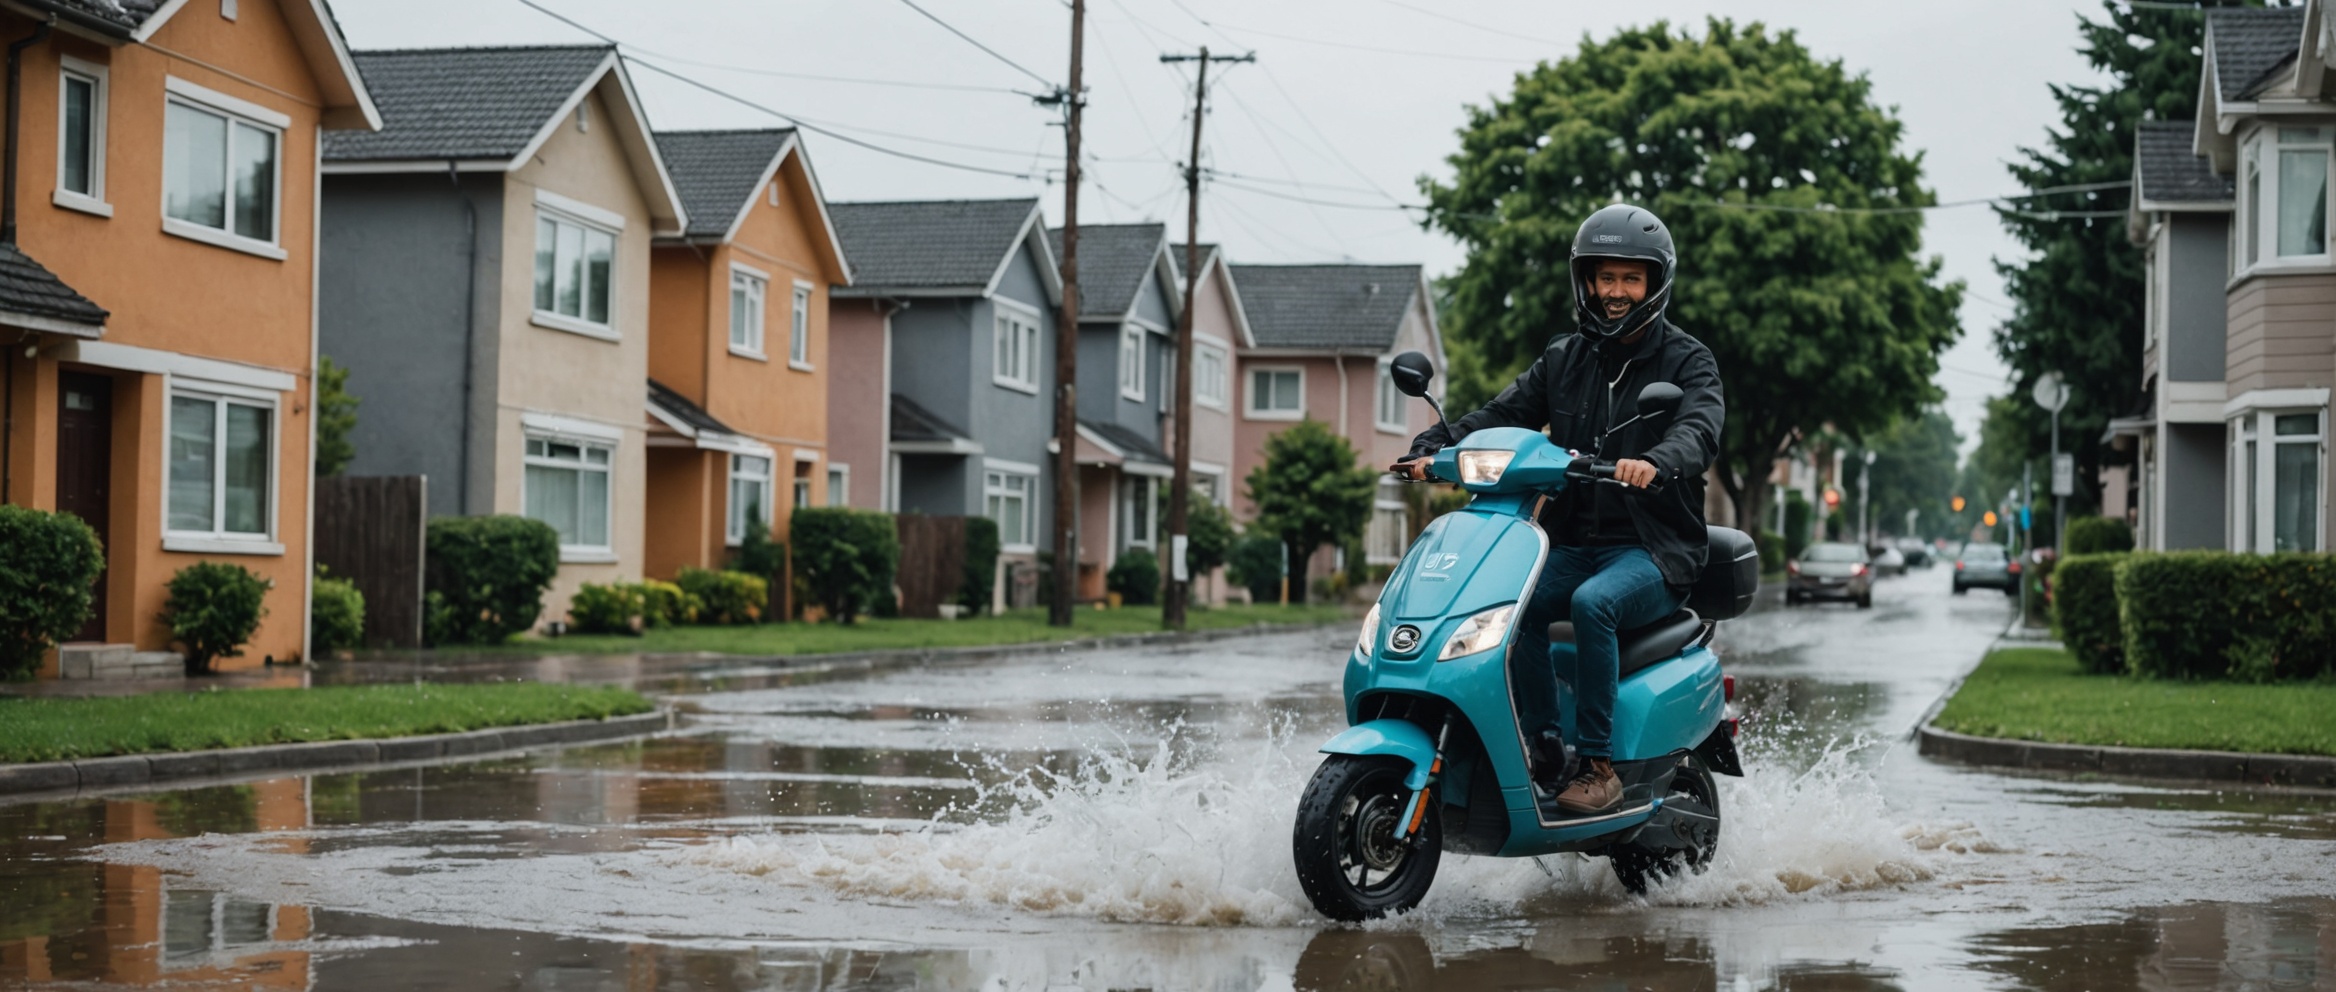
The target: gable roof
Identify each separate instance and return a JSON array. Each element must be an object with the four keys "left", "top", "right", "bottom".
[
  {"left": 891, "top": 393, "right": 972, "bottom": 445},
  {"left": 830, "top": 198, "right": 1056, "bottom": 298},
  {"left": 0, "top": 244, "right": 107, "bottom": 336},
  {"left": 2209, "top": 7, "right": 2307, "bottom": 101},
  {"left": 1226, "top": 264, "right": 1423, "bottom": 351},
  {"left": 1172, "top": 242, "right": 1254, "bottom": 347},
  {"left": 1045, "top": 224, "right": 1174, "bottom": 322},
  {"left": 654, "top": 128, "right": 850, "bottom": 281},
  {"left": 2136, "top": 121, "right": 2234, "bottom": 207},
  {"left": 24, "top": 0, "right": 379, "bottom": 131}
]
